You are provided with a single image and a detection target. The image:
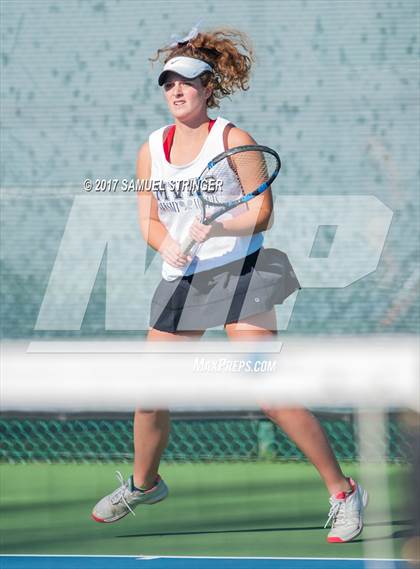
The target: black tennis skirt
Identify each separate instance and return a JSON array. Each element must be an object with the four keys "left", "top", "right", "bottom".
[{"left": 150, "top": 248, "right": 301, "bottom": 333}]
